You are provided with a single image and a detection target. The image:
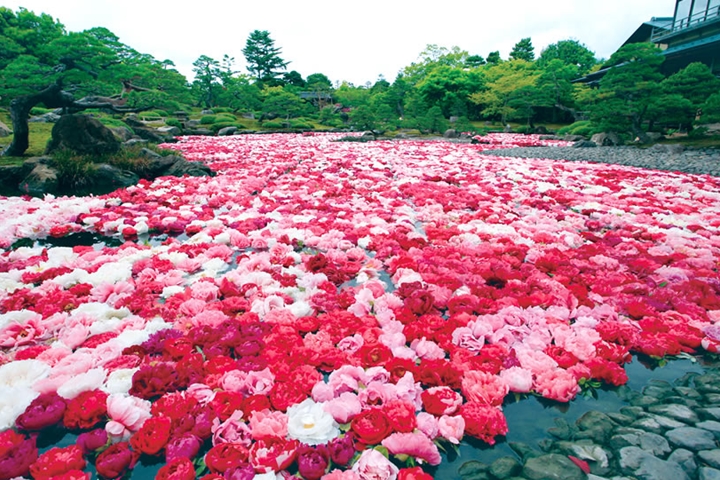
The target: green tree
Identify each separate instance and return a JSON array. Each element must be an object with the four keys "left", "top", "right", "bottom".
[
  {"left": 261, "top": 86, "right": 303, "bottom": 119},
  {"left": 536, "top": 59, "right": 582, "bottom": 121},
  {"left": 486, "top": 51, "right": 502, "bottom": 65},
  {"left": 466, "top": 54, "right": 486, "bottom": 67},
  {"left": 589, "top": 42, "right": 665, "bottom": 139},
  {"left": 703, "top": 93, "right": 720, "bottom": 123},
  {"left": 218, "top": 74, "right": 262, "bottom": 113},
  {"left": 416, "top": 65, "right": 484, "bottom": 118},
  {"left": 403, "top": 45, "right": 469, "bottom": 84},
  {"left": 192, "top": 55, "right": 222, "bottom": 108},
  {"left": 306, "top": 73, "right": 333, "bottom": 89},
  {"left": 348, "top": 105, "right": 379, "bottom": 137},
  {"left": 510, "top": 38, "right": 535, "bottom": 62},
  {"left": 469, "top": 60, "right": 540, "bottom": 123},
  {"left": 242, "top": 30, "right": 289, "bottom": 85},
  {"left": 283, "top": 70, "right": 305, "bottom": 88},
  {"left": 537, "top": 39, "right": 596, "bottom": 74},
  {"left": 661, "top": 62, "right": 720, "bottom": 108},
  {"left": 419, "top": 106, "right": 448, "bottom": 133}
]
